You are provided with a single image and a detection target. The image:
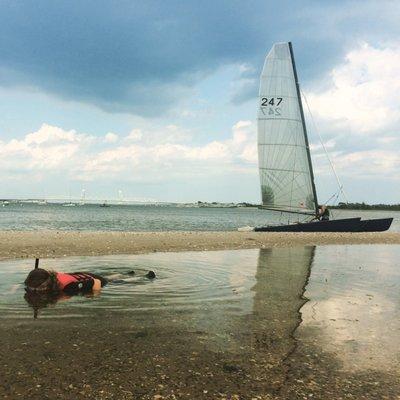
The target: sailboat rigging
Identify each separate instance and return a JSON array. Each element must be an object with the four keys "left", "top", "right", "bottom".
[{"left": 253, "top": 42, "right": 392, "bottom": 232}]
